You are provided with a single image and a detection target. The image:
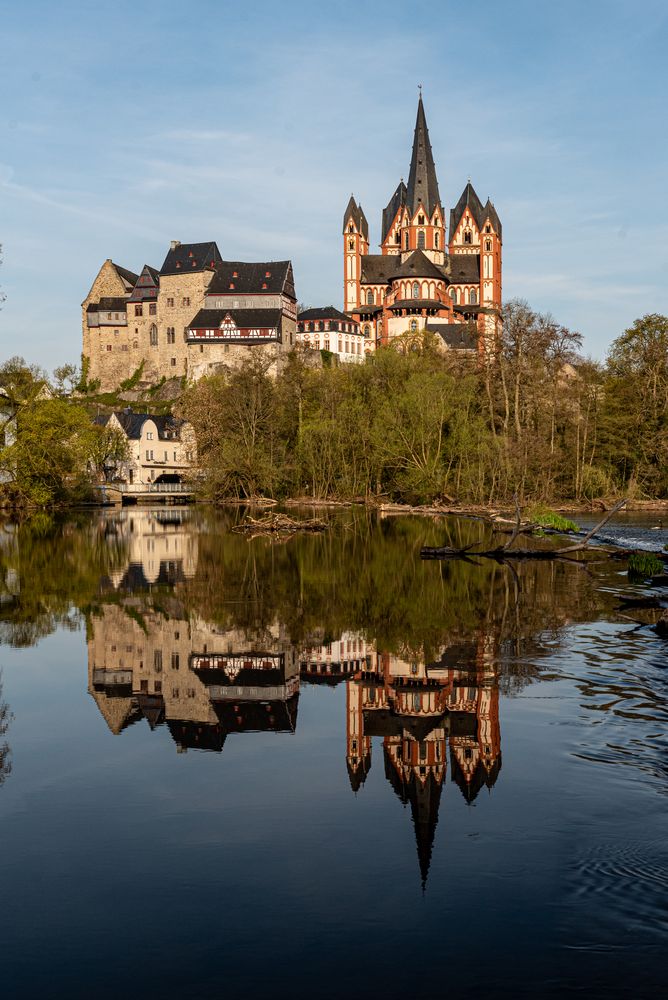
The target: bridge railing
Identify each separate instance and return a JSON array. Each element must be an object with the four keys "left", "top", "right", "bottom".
[{"left": 100, "top": 482, "right": 195, "bottom": 495}]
